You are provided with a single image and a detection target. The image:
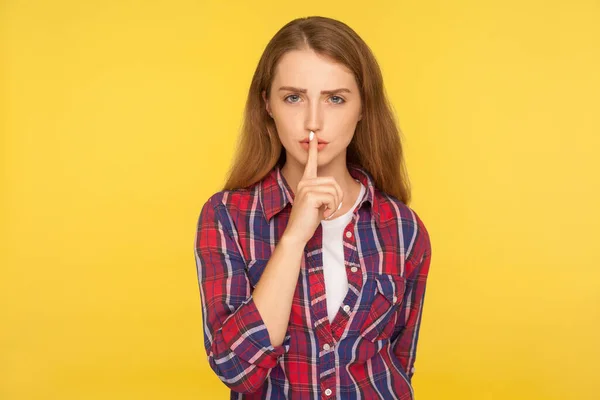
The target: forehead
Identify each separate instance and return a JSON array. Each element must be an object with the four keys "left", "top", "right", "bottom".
[{"left": 273, "top": 49, "right": 357, "bottom": 88}]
